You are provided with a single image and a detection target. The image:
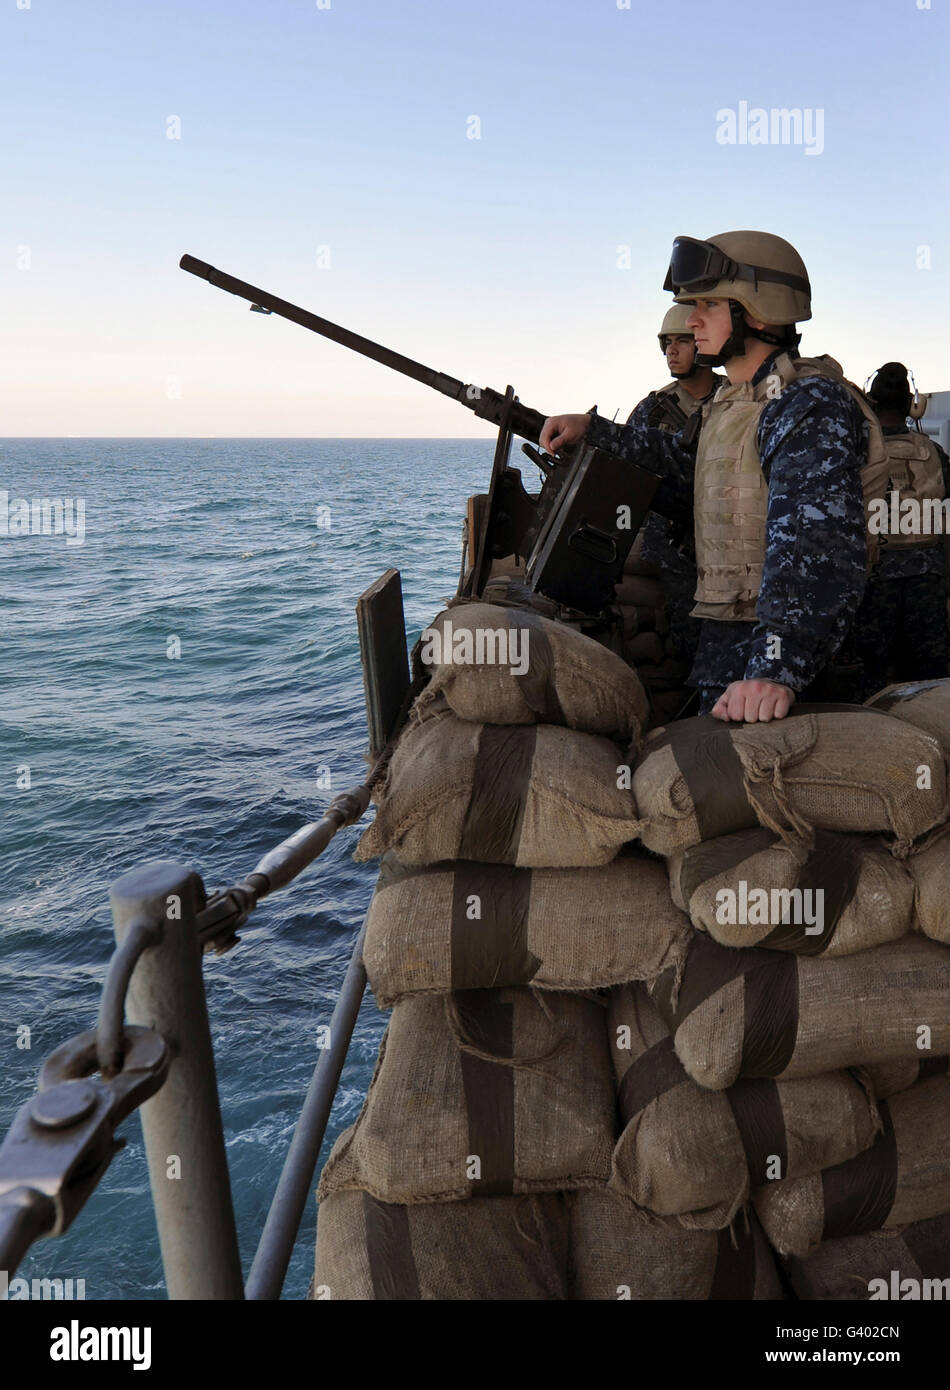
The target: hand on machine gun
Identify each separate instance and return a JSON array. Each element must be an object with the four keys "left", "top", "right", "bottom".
[{"left": 540, "top": 413, "right": 593, "bottom": 454}]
